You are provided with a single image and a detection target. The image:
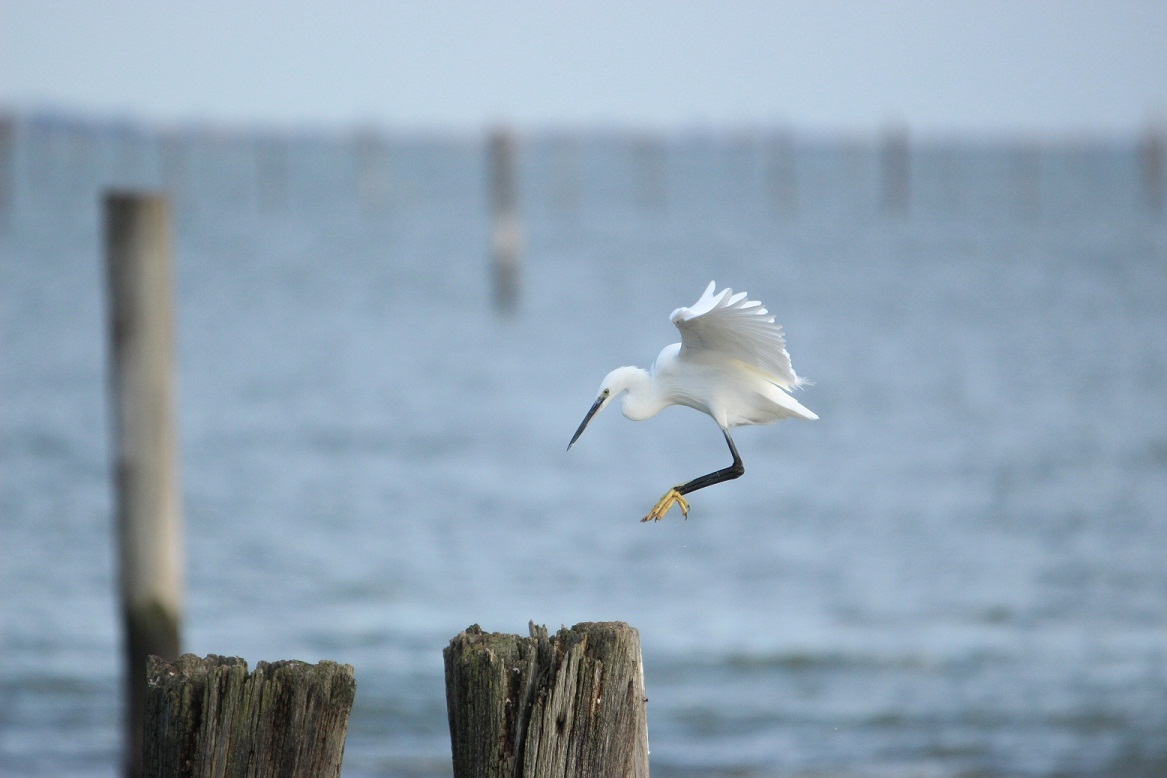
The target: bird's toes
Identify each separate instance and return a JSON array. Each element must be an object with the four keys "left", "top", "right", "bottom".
[{"left": 642, "top": 489, "right": 687, "bottom": 523}]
